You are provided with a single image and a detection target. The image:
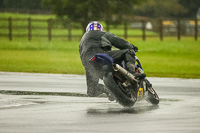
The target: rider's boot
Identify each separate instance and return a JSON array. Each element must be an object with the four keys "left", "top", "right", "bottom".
[
  {"left": 104, "top": 87, "right": 115, "bottom": 101},
  {"left": 125, "top": 50, "right": 136, "bottom": 75},
  {"left": 126, "top": 62, "right": 146, "bottom": 78},
  {"left": 126, "top": 62, "right": 136, "bottom": 75},
  {"left": 94, "top": 84, "right": 115, "bottom": 101},
  {"left": 94, "top": 84, "right": 106, "bottom": 96},
  {"left": 126, "top": 62, "right": 138, "bottom": 92}
]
